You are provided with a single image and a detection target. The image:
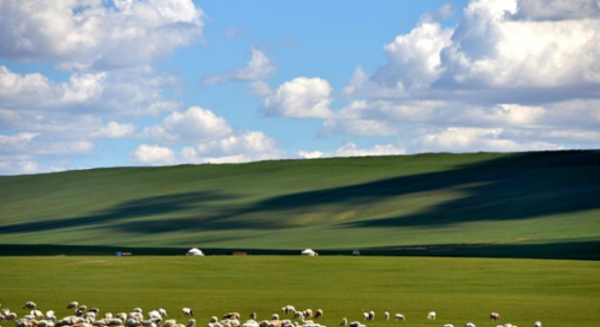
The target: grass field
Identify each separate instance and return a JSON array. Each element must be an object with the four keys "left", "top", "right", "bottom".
[
  {"left": 1, "top": 150, "right": 599, "bottom": 259},
  {"left": 1, "top": 256, "right": 598, "bottom": 327}
]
